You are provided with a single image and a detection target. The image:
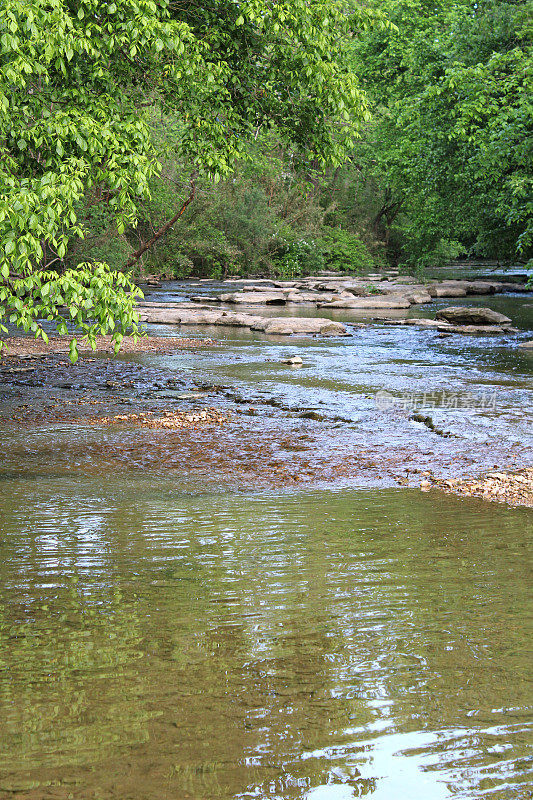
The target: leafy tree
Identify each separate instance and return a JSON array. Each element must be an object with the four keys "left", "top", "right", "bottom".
[
  {"left": 0, "top": 0, "right": 371, "bottom": 356},
  {"left": 352, "top": 0, "right": 533, "bottom": 267}
]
